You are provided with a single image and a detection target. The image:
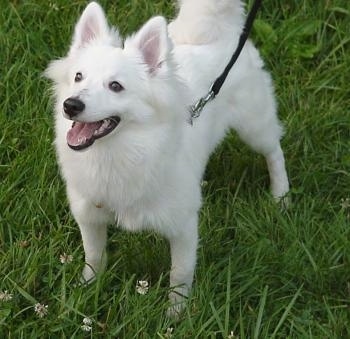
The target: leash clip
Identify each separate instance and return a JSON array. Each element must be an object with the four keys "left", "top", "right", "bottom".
[{"left": 189, "top": 85, "right": 215, "bottom": 122}]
